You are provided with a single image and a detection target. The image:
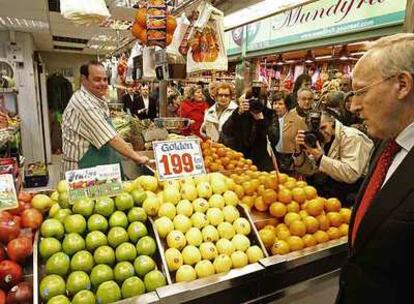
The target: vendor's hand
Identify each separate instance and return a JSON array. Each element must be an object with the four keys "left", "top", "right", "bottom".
[
  {"left": 238, "top": 100, "right": 250, "bottom": 114},
  {"left": 251, "top": 112, "right": 264, "bottom": 120},
  {"left": 136, "top": 155, "right": 150, "bottom": 165}
]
